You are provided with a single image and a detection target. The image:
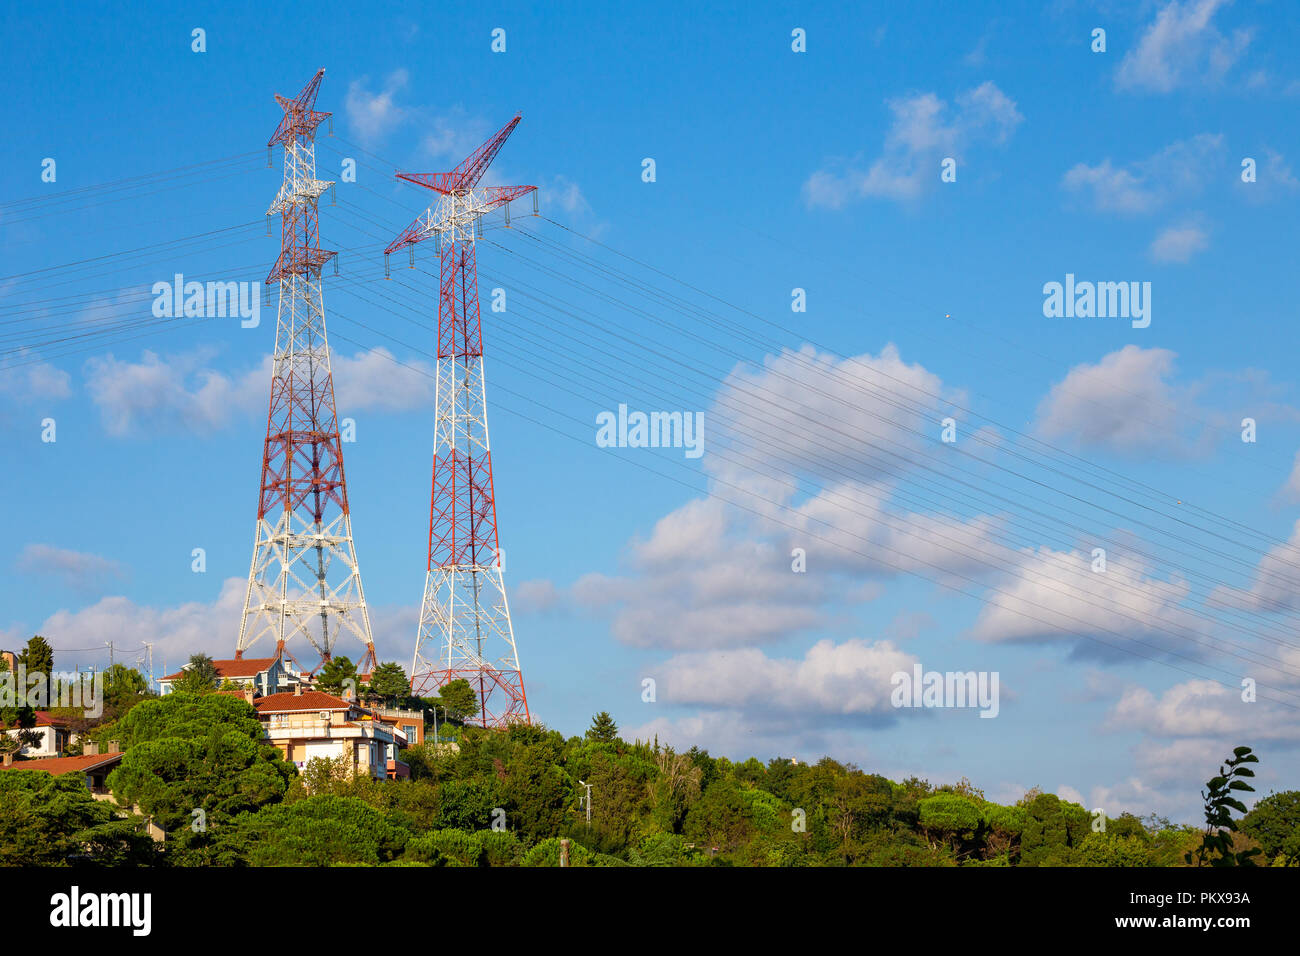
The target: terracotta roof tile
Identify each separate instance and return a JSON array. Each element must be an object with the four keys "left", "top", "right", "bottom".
[
  {"left": 0, "top": 752, "right": 123, "bottom": 775},
  {"left": 160, "top": 657, "right": 279, "bottom": 682},
  {"left": 253, "top": 690, "right": 352, "bottom": 713}
]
